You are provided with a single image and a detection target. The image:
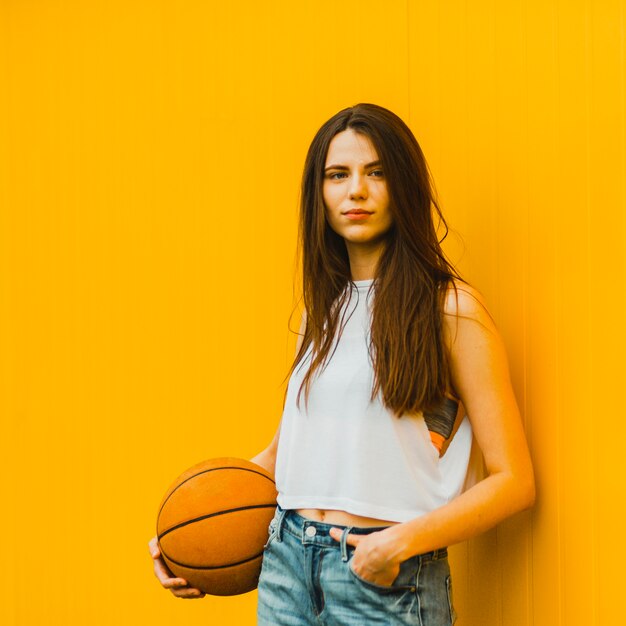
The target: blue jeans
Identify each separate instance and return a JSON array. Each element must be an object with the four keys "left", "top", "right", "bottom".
[{"left": 257, "top": 505, "right": 457, "bottom": 625}]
